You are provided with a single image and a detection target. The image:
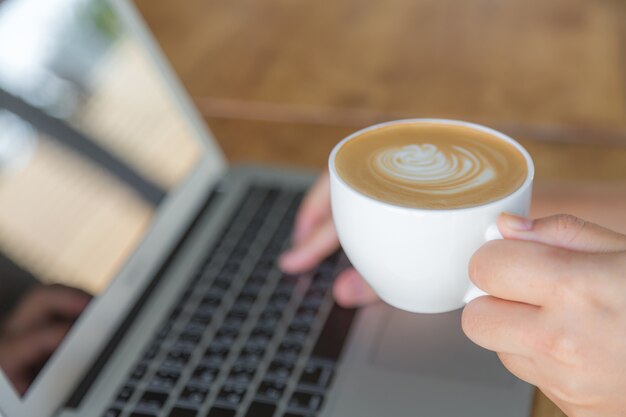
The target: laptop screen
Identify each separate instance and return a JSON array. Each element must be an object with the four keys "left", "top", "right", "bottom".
[{"left": 0, "top": 0, "right": 202, "bottom": 396}]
